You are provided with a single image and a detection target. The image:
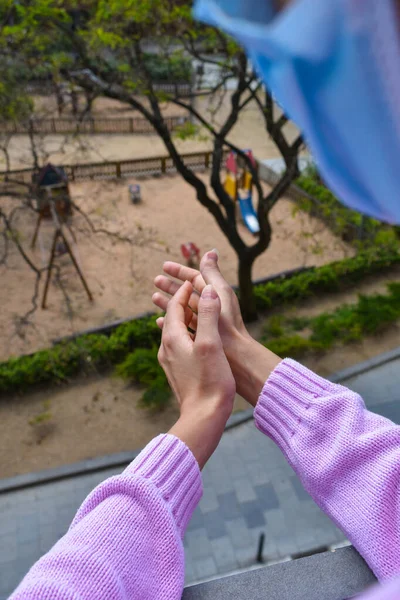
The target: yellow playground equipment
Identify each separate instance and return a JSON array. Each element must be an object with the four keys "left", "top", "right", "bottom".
[{"left": 224, "top": 150, "right": 260, "bottom": 235}]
